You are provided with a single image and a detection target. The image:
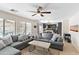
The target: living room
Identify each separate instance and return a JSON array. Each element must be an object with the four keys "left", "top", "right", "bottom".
[{"left": 0, "top": 3, "right": 79, "bottom": 55}]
